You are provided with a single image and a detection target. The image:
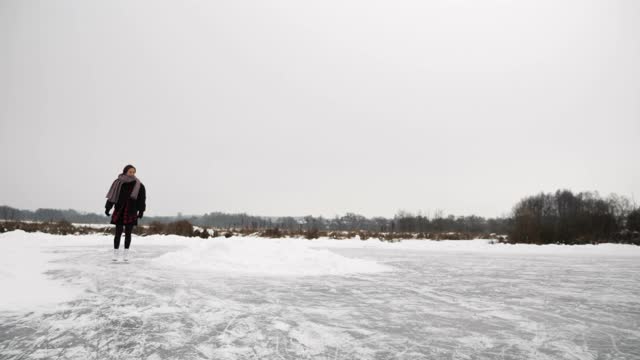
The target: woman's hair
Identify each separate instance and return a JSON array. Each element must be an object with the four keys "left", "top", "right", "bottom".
[{"left": 122, "top": 164, "right": 136, "bottom": 175}]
